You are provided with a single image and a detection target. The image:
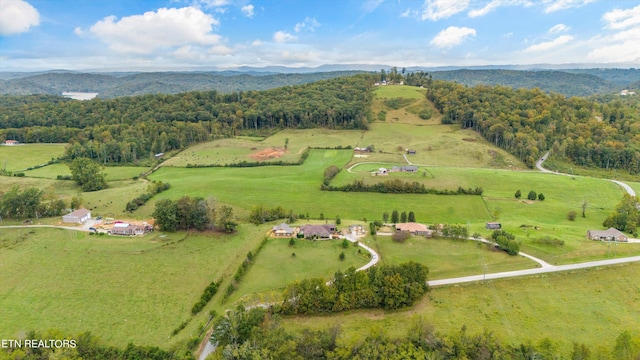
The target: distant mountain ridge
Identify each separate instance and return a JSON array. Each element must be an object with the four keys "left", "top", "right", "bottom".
[{"left": 1, "top": 66, "right": 639, "bottom": 98}]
